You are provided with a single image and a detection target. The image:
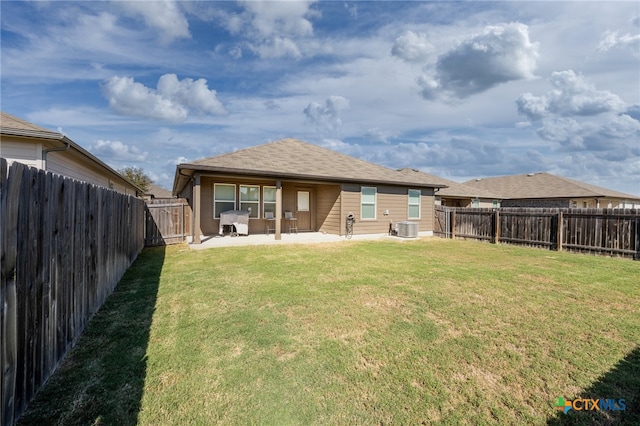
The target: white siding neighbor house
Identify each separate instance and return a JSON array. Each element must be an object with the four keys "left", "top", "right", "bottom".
[{"left": 1, "top": 112, "right": 139, "bottom": 195}]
